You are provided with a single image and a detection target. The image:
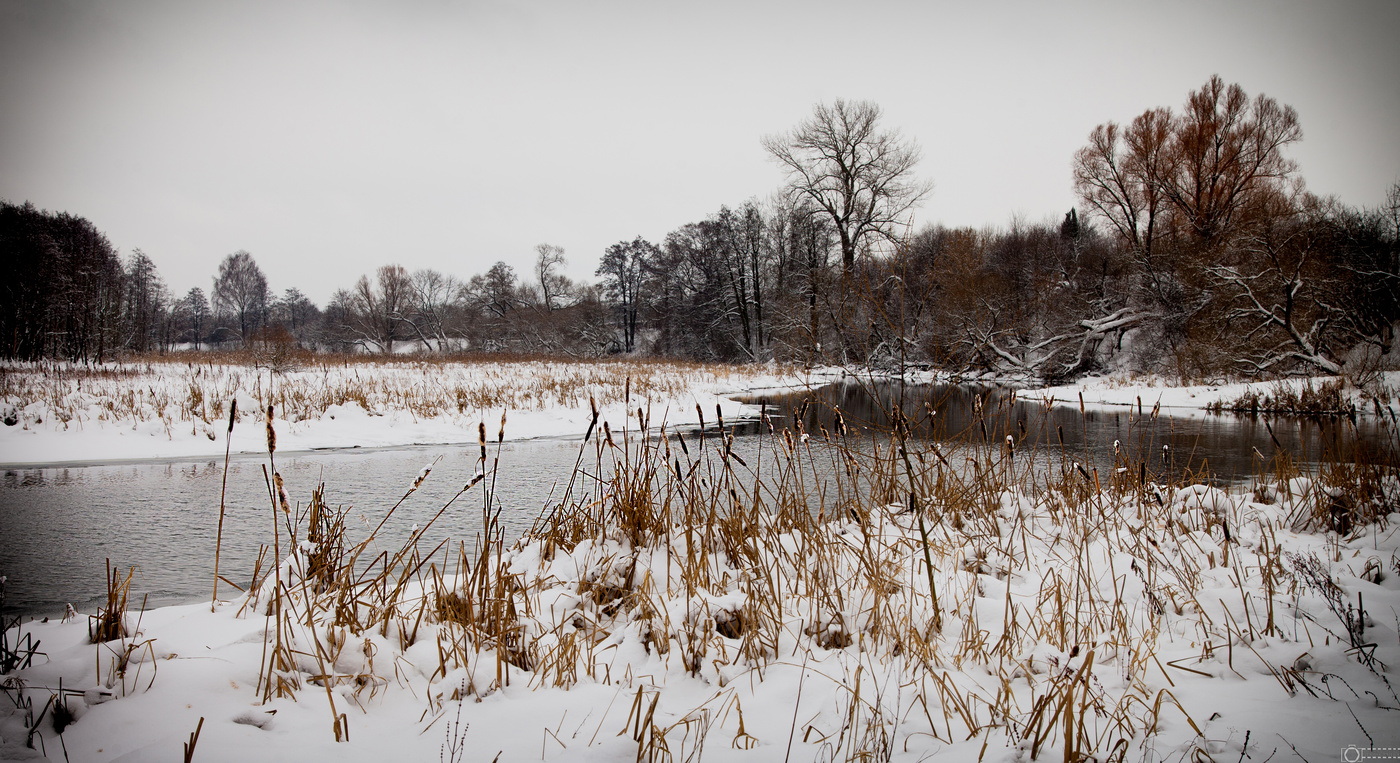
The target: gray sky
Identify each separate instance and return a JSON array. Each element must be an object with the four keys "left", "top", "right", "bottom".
[{"left": 2, "top": 0, "right": 1396, "bottom": 305}]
